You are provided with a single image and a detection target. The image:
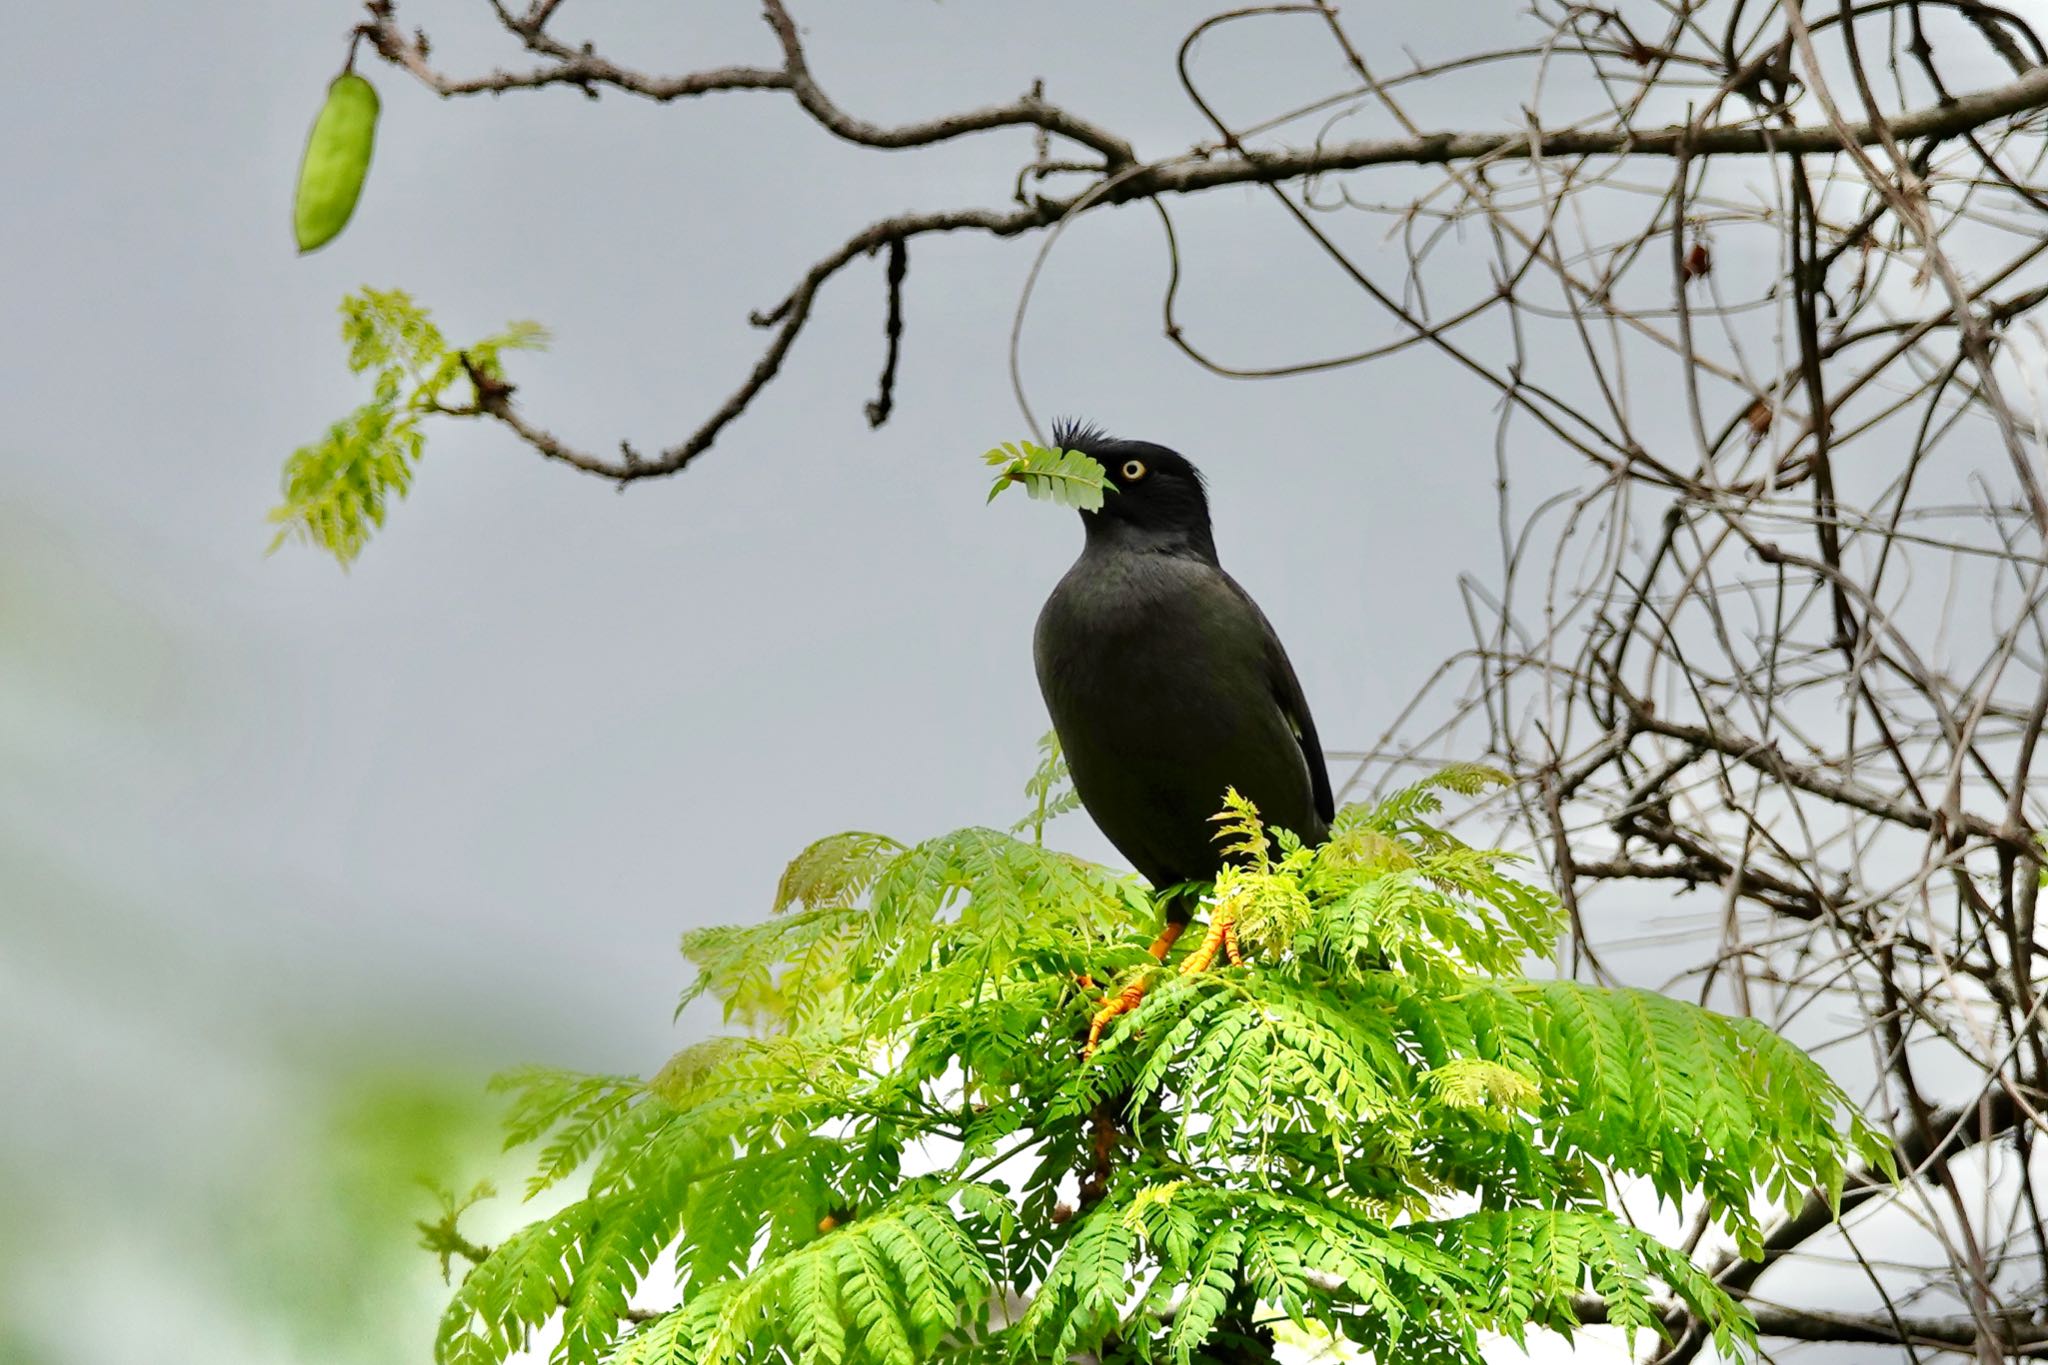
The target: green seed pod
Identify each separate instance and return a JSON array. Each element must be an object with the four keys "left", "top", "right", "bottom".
[{"left": 293, "top": 72, "right": 380, "bottom": 254}]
